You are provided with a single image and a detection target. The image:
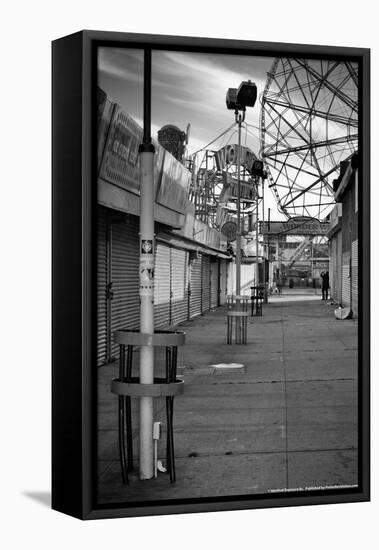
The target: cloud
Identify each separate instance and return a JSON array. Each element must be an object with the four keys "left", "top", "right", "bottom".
[
  {"left": 98, "top": 47, "right": 143, "bottom": 83},
  {"left": 98, "top": 47, "right": 271, "bottom": 159}
]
